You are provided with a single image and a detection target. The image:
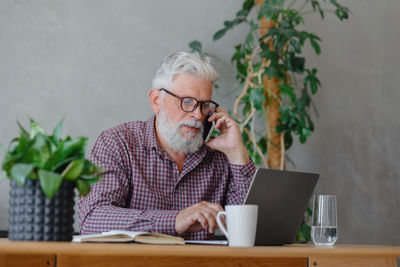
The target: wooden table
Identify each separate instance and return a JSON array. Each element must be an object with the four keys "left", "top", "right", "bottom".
[{"left": 0, "top": 239, "right": 399, "bottom": 267}]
